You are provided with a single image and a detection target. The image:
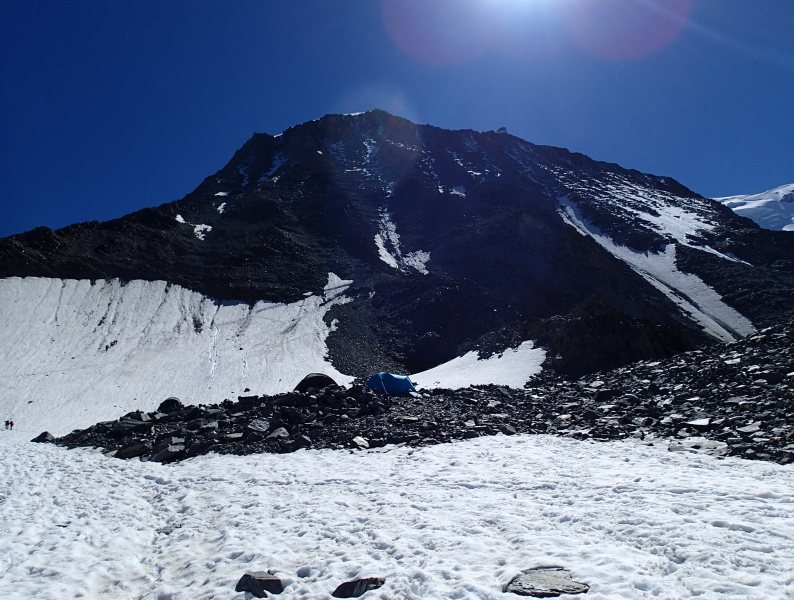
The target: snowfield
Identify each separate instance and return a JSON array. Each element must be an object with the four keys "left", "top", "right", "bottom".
[
  {"left": 0, "top": 276, "right": 355, "bottom": 436},
  {"left": 0, "top": 435, "right": 791, "bottom": 599}
]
